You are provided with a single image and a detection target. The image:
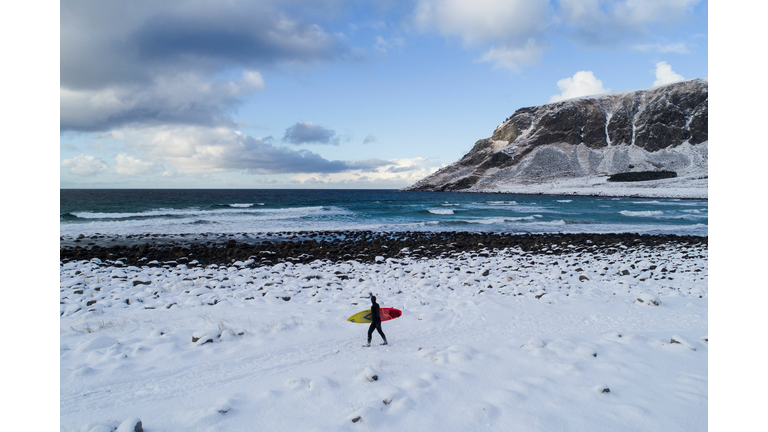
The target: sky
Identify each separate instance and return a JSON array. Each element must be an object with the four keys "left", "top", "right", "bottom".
[{"left": 59, "top": 0, "right": 709, "bottom": 189}]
